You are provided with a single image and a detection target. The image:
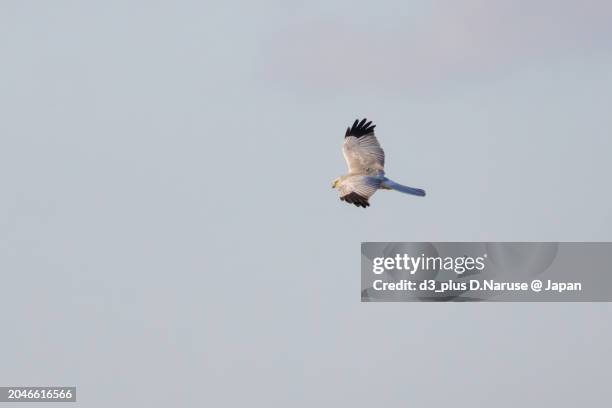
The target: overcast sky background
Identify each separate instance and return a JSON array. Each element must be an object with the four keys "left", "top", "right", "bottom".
[{"left": 1, "top": 1, "right": 612, "bottom": 406}]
